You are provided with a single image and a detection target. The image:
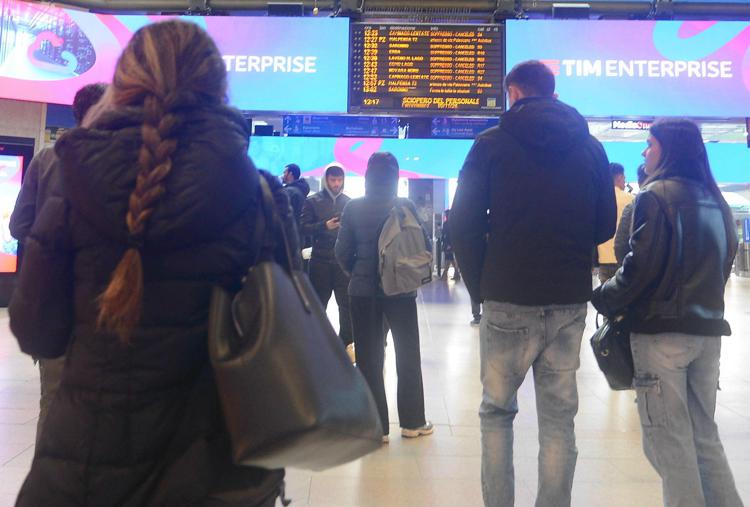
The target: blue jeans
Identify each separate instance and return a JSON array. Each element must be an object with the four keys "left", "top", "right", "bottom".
[
  {"left": 480, "top": 301, "right": 587, "bottom": 507},
  {"left": 631, "top": 333, "right": 743, "bottom": 507}
]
